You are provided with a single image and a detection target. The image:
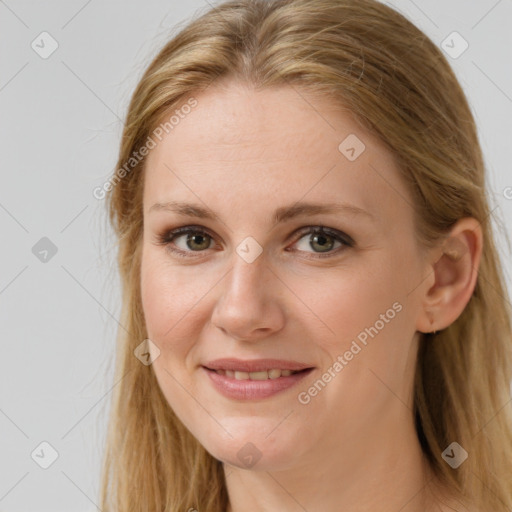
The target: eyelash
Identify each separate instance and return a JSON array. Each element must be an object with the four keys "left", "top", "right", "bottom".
[{"left": 155, "top": 225, "right": 355, "bottom": 260}]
